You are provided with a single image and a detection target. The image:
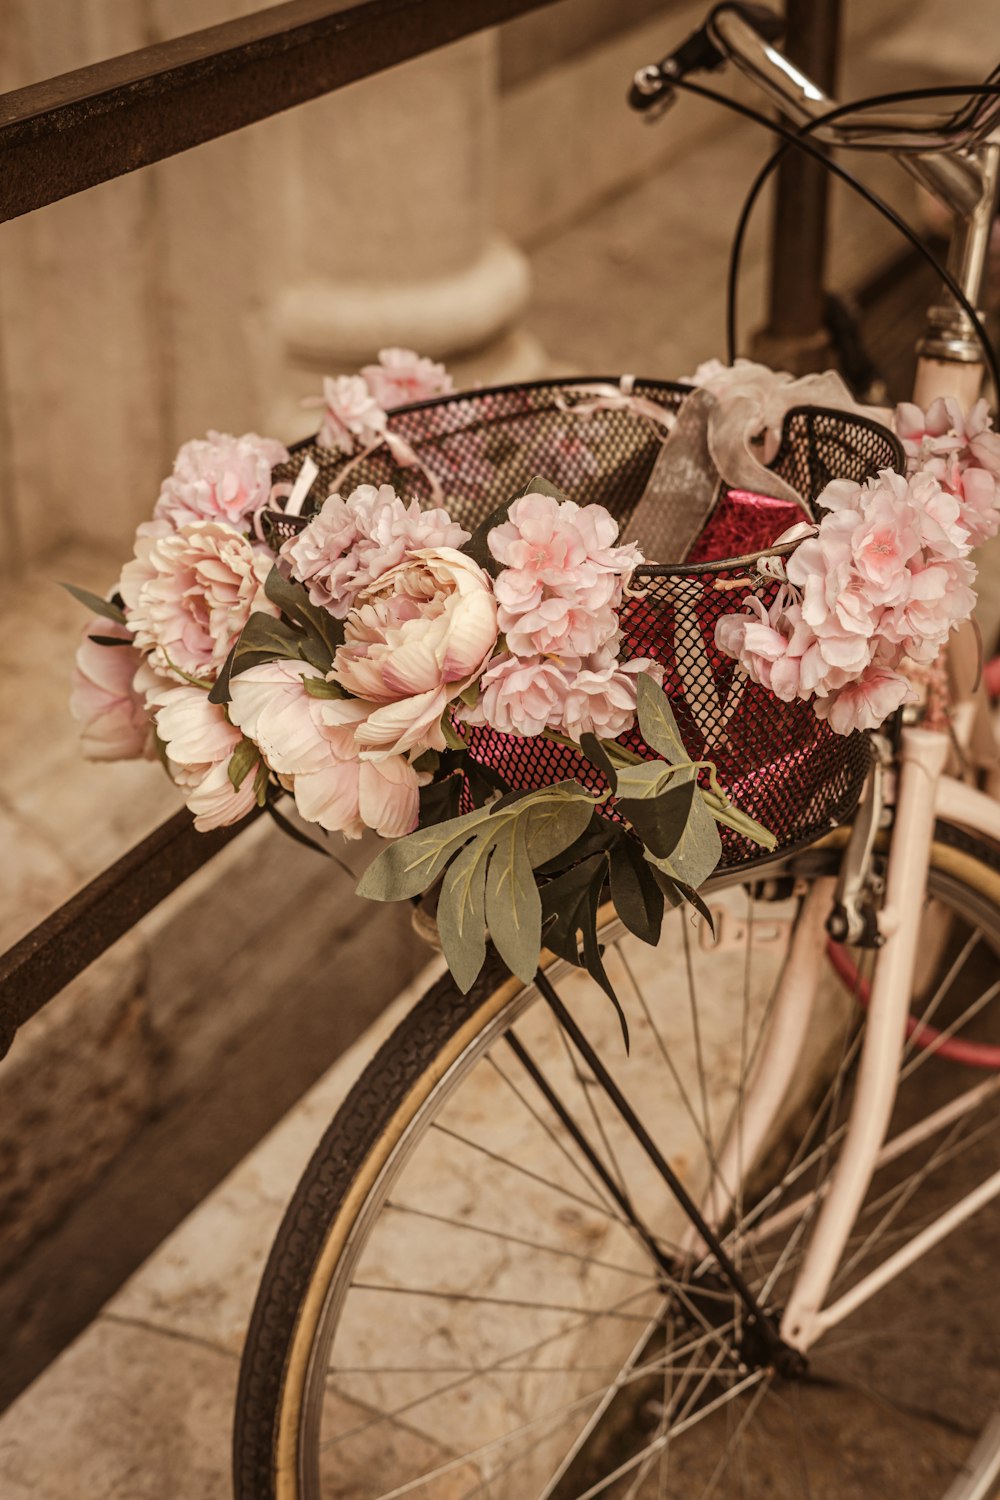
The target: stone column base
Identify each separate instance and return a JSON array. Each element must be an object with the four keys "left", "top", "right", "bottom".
[{"left": 270, "top": 235, "right": 548, "bottom": 440}]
